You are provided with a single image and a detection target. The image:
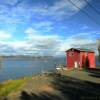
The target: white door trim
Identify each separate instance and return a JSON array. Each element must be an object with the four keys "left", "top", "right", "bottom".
[{"left": 74, "top": 62, "right": 78, "bottom": 68}]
